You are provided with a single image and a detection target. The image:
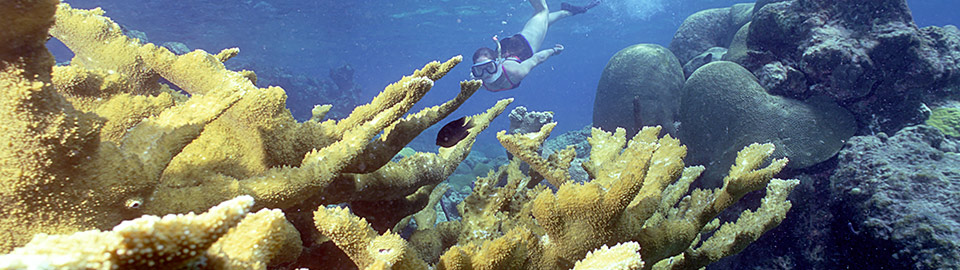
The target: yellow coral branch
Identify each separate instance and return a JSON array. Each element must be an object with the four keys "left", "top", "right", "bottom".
[
  {"left": 344, "top": 79, "right": 481, "bottom": 174},
  {"left": 207, "top": 208, "right": 302, "bottom": 269},
  {"left": 705, "top": 143, "right": 789, "bottom": 224},
  {"left": 50, "top": 4, "right": 164, "bottom": 95},
  {"left": 573, "top": 242, "right": 645, "bottom": 270},
  {"left": 304, "top": 98, "right": 512, "bottom": 209},
  {"left": 0, "top": 196, "right": 255, "bottom": 269},
  {"left": 314, "top": 206, "right": 429, "bottom": 269},
  {"left": 497, "top": 122, "right": 573, "bottom": 187},
  {"left": 334, "top": 57, "right": 461, "bottom": 139}
]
